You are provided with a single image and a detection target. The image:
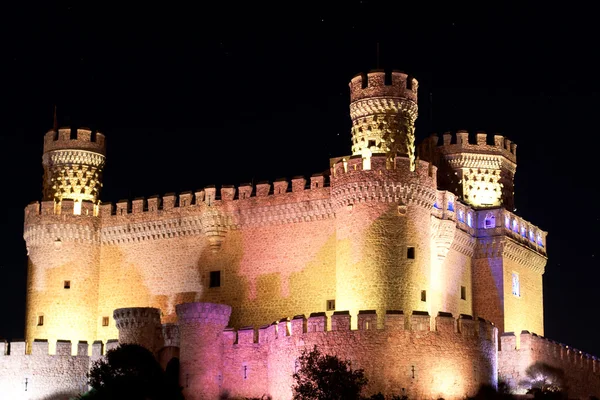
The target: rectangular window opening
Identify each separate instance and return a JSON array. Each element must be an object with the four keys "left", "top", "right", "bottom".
[
  {"left": 421, "top": 290, "right": 427, "bottom": 302},
  {"left": 512, "top": 272, "right": 520, "bottom": 297},
  {"left": 461, "top": 286, "right": 466, "bottom": 300},
  {"left": 64, "top": 280, "right": 71, "bottom": 289},
  {"left": 102, "top": 317, "right": 109, "bottom": 327},
  {"left": 407, "top": 246, "right": 415, "bottom": 259},
  {"left": 38, "top": 315, "right": 44, "bottom": 326},
  {"left": 209, "top": 271, "right": 221, "bottom": 288},
  {"left": 326, "top": 300, "right": 336, "bottom": 311}
]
